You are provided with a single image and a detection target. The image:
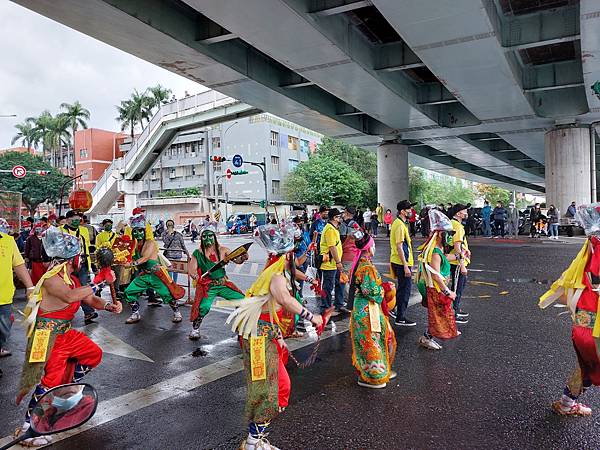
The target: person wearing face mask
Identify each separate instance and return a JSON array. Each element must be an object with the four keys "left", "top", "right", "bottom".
[
  {"left": 30, "top": 385, "right": 96, "bottom": 433},
  {"left": 161, "top": 219, "right": 189, "bottom": 283},
  {"left": 25, "top": 223, "right": 49, "bottom": 285},
  {"left": 390, "top": 200, "right": 417, "bottom": 327},
  {"left": 61, "top": 211, "right": 96, "bottom": 324},
  {"left": 96, "top": 219, "right": 117, "bottom": 249},
  {"left": 123, "top": 214, "right": 184, "bottom": 324},
  {"left": 350, "top": 227, "right": 397, "bottom": 388},
  {"left": 15, "top": 226, "right": 122, "bottom": 447},
  {"left": 416, "top": 209, "right": 460, "bottom": 351},
  {"left": 319, "top": 208, "right": 348, "bottom": 316},
  {"left": 187, "top": 227, "right": 247, "bottom": 340},
  {"left": 448, "top": 203, "right": 472, "bottom": 324},
  {"left": 539, "top": 204, "right": 600, "bottom": 416}
]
